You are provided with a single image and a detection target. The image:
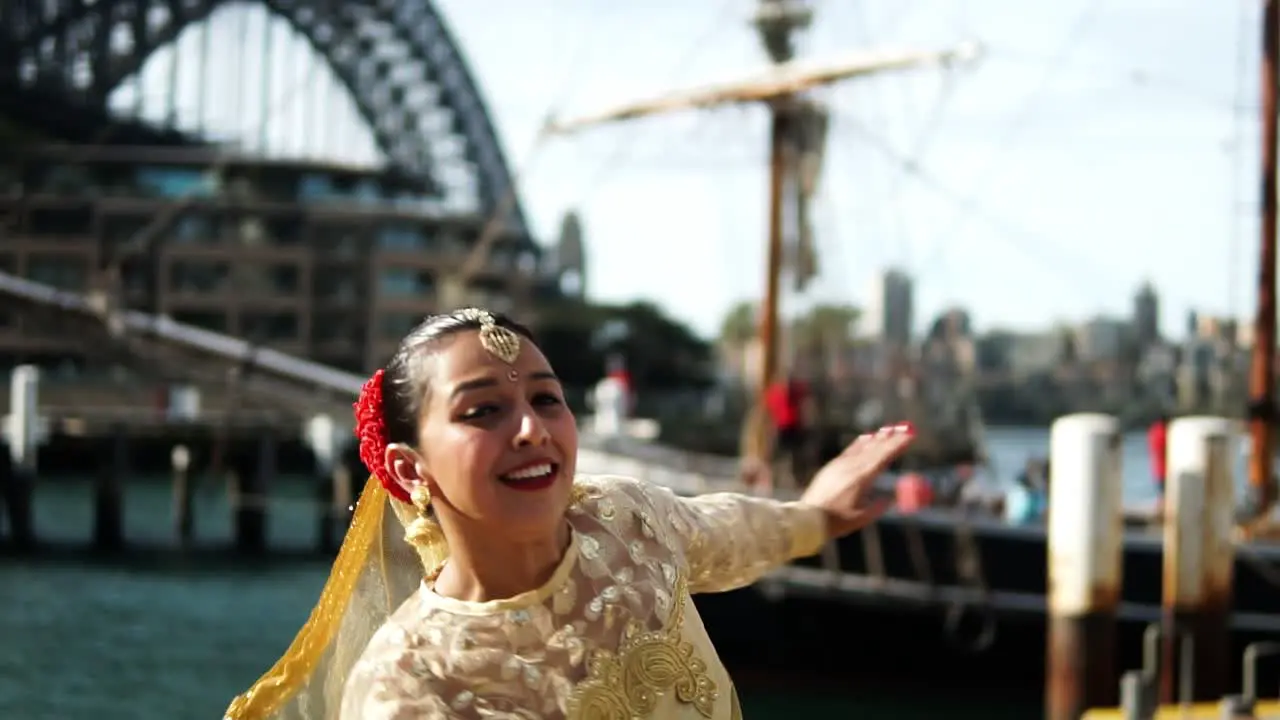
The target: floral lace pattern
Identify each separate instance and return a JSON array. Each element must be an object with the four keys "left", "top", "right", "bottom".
[{"left": 340, "top": 475, "right": 826, "bottom": 719}]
